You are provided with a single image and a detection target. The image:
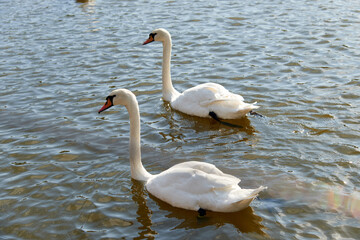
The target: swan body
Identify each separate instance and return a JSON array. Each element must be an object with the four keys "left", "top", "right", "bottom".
[
  {"left": 143, "top": 28, "right": 259, "bottom": 119},
  {"left": 98, "top": 89, "right": 266, "bottom": 213}
]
